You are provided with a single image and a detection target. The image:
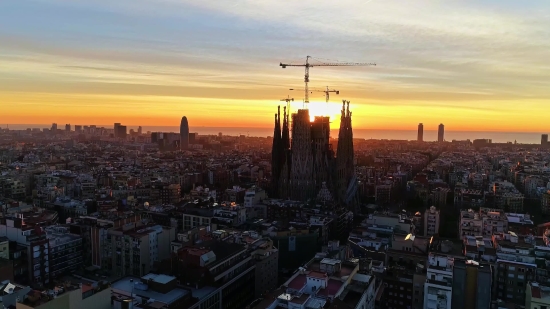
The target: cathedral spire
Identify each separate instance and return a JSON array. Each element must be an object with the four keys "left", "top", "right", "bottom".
[
  {"left": 271, "top": 106, "right": 283, "bottom": 198},
  {"left": 335, "top": 100, "right": 357, "bottom": 210},
  {"left": 282, "top": 106, "right": 290, "bottom": 150}
]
